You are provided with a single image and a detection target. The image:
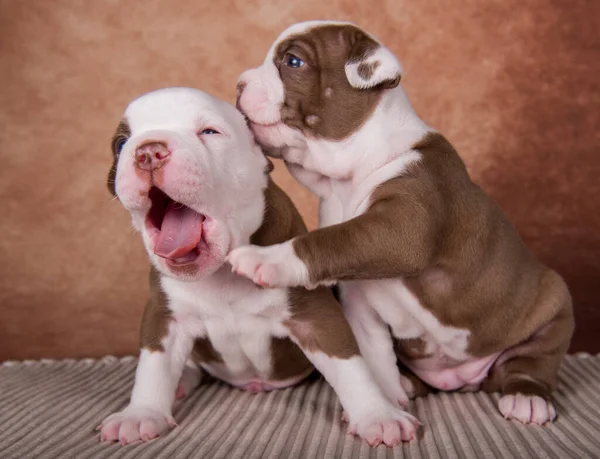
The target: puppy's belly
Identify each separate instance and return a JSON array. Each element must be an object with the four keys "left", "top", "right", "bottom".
[
  {"left": 399, "top": 352, "right": 502, "bottom": 391},
  {"left": 200, "top": 362, "right": 313, "bottom": 392}
]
